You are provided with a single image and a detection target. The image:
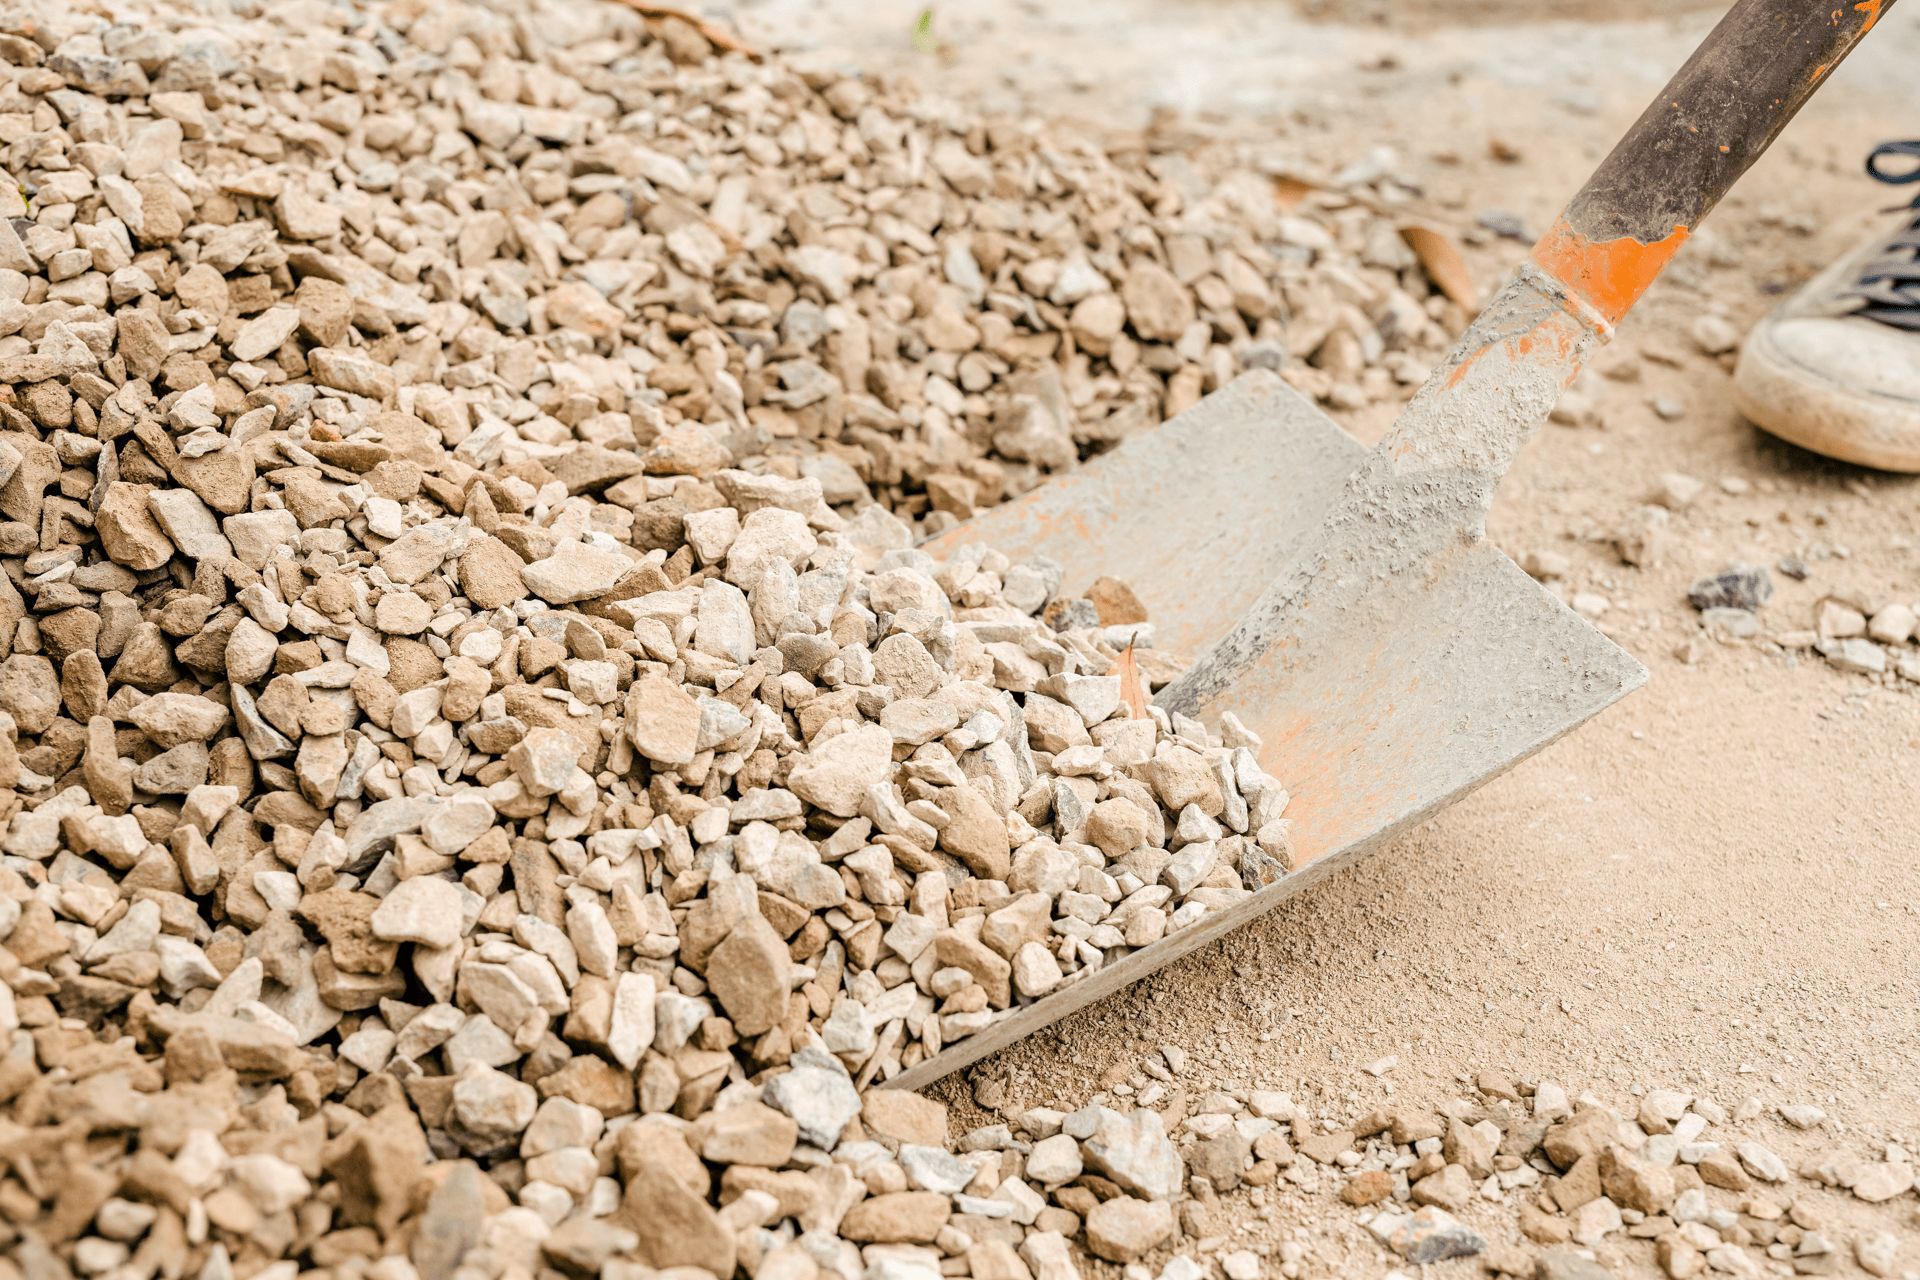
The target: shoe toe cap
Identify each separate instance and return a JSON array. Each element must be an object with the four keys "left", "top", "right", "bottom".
[{"left": 1733, "top": 313, "right": 1920, "bottom": 472}]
